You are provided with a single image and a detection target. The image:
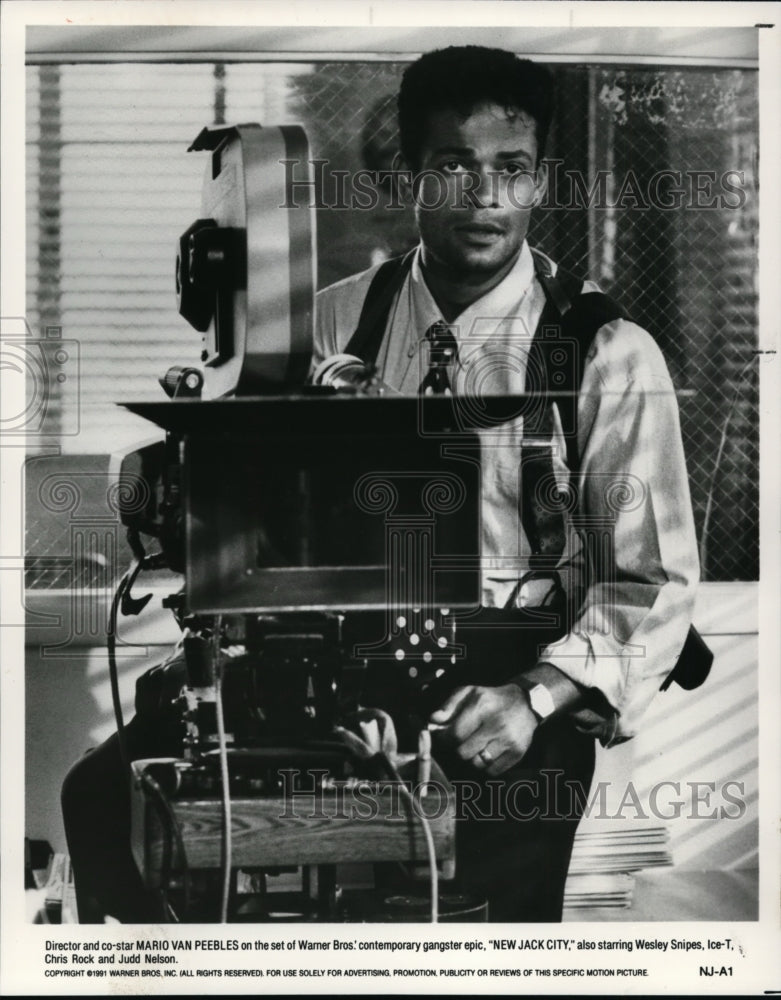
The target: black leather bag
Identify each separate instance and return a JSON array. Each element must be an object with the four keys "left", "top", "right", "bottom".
[{"left": 660, "top": 625, "right": 714, "bottom": 691}]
